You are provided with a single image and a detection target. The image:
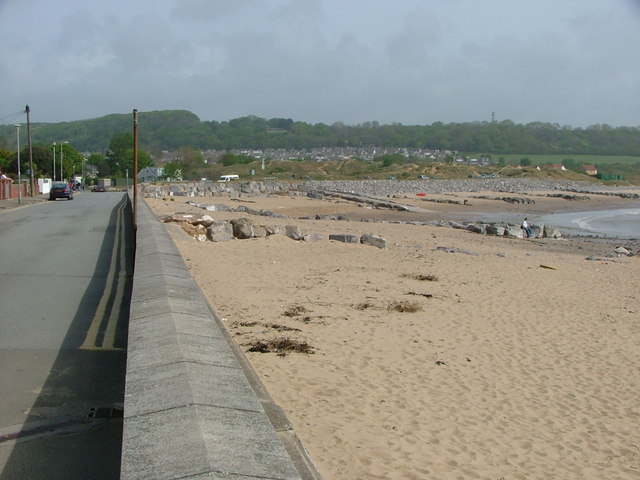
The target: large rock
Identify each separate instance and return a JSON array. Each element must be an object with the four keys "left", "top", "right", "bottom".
[
  {"left": 265, "top": 225, "right": 285, "bottom": 236},
  {"left": 466, "top": 223, "right": 485, "bottom": 234},
  {"left": 361, "top": 233, "right": 386, "bottom": 249},
  {"left": 284, "top": 225, "right": 304, "bottom": 240},
  {"left": 542, "top": 225, "right": 562, "bottom": 238},
  {"left": 614, "top": 246, "right": 631, "bottom": 256},
  {"left": 230, "top": 218, "right": 255, "bottom": 239},
  {"left": 448, "top": 221, "right": 467, "bottom": 230},
  {"left": 253, "top": 224, "right": 268, "bottom": 238},
  {"left": 206, "top": 222, "right": 234, "bottom": 242},
  {"left": 486, "top": 224, "right": 506, "bottom": 236},
  {"left": 329, "top": 234, "right": 360, "bottom": 243},
  {"left": 303, "top": 233, "right": 323, "bottom": 242},
  {"left": 203, "top": 204, "right": 232, "bottom": 212},
  {"left": 505, "top": 225, "right": 524, "bottom": 238}
]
